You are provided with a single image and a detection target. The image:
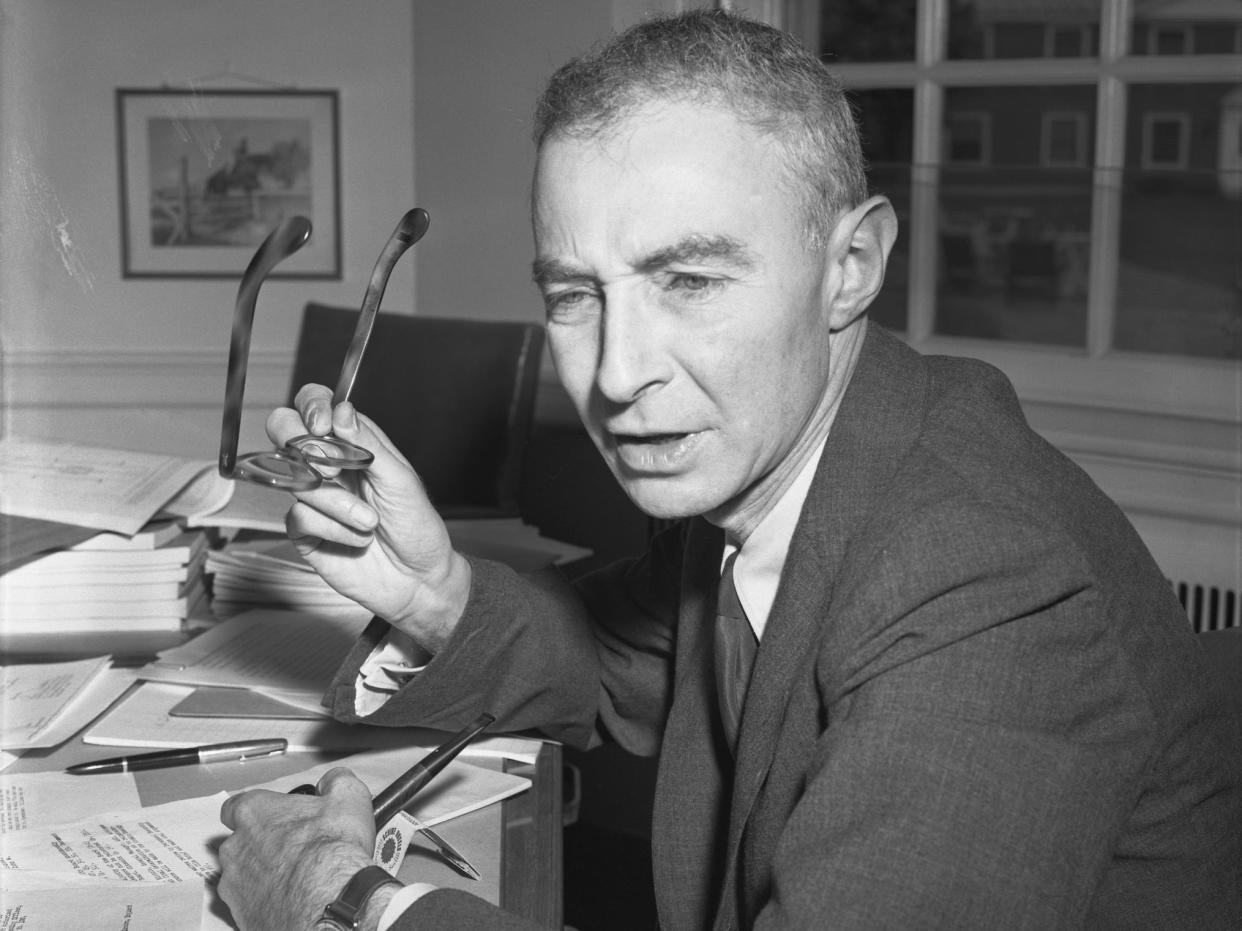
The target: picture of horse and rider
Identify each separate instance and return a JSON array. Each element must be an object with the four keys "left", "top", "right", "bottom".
[{"left": 145, "top": 115, "right": 312, "bottom": 248}]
